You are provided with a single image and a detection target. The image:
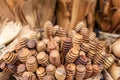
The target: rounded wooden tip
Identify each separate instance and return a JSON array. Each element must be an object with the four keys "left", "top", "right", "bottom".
[
  {"left": 22, "top": 72, "right": 36, "bottom": 80},
  {"left": 43, "top": 75, "right": 55, "bottom": 80},
  {"left": 46, "top": 64, "right": 56, "bottom": 74},
  {"left": 27, "top": 39, "right": 36, "bottom": 49},
  {"left": 37, "top": 52, "right": 46, "bottom": 60},
  {"left": 17, "top": 64, "right": 26, "bottom": 73},
  {"left": 26, "top": 56, "right": 36, "bottom": 64},
  {"left": 50, "top": 50, "right": 60, "bottom": 57},
  {"left": 18, "top": 48, "right": 30, "bottom": 57},
  {"left": 22, "top": 72, "right": 30, "bottom": 80},
  {"left": 86, "top": 64, "right": 93, "bottom": 71},
  {"left": 80, "top": 27, "right": 89, "bottom": 34},
  {"left": 79, "top": 51, "right": 86, "bottom": 56},
  {"left": 3, "top": 52, "right": 11, "bottom": 60},
  {"left": 80, "top": 55, "right": 88, "bottom": 63},
  {"left": 76, "top": 64, "right": 86, "bottom": 73},
  {"left": 70, "top": 48, "right": 79, "bottom": 55},
  {"left": 93, "top": 64, "right": 99, "bottom": 72},
  {"left": 55, "top": 67, "right": 66, "bottom": 80},
  {"left": 66, "top": 63, "right": 76, "bottom": 71},
  {"left": 36, "top": 67, "right": 45, "bottom": 75},
  {"left": 36, "top": 41, "right": 46, "bottom": 52}
]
